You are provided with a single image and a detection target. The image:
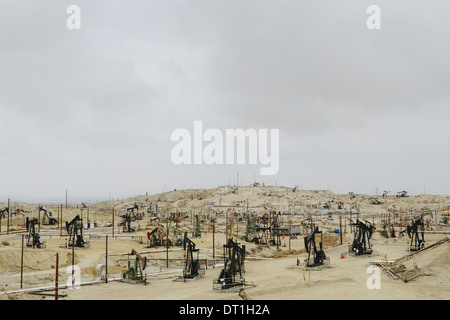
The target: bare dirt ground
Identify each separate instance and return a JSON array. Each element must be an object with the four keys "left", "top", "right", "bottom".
[{"left": 0, "top": 186, "right": 448, "bottom": 300}]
